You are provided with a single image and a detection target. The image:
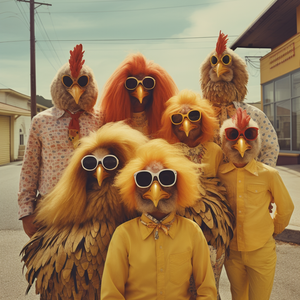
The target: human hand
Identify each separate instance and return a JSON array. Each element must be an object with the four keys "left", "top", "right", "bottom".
[{"left": 22, "top": 214, "right": 39, "bottom": 238}]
